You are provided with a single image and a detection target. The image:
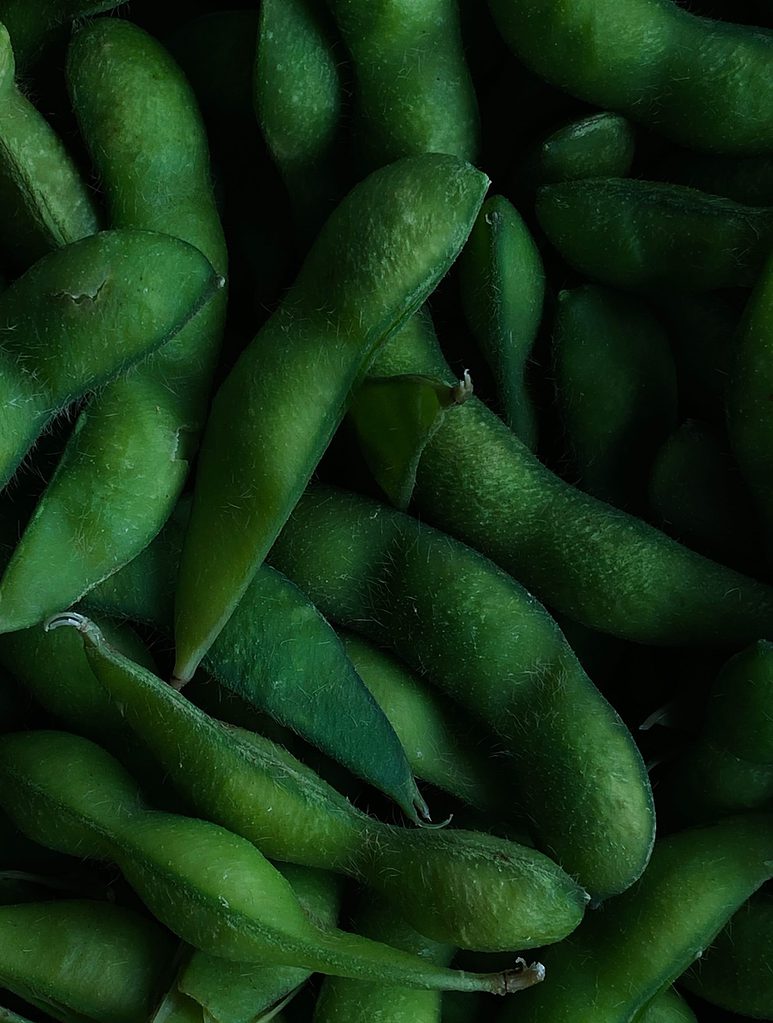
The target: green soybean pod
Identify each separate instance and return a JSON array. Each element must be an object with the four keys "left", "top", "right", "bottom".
[
  {"left": 173, "top": 154, "right": 489, "bottom": 684},
  {"left": 0, "top": 19, "right": 228, "bottom": 632},
  {"left": 341, "top": 632, "right": 503, "bottom": 812},
  {"left": 324, "top": 0, "right": 479, "bottom": 169},
  {"left": 487, "top": 0, "right": 773, "bottom": 154},
  {"left": 256, "top": 0, "right": 346, "bottom": 238},
  {"left": 313, "top": 896, "right": 456, "bottom": 1023},
  {"left": 84, "top": 508, "right": 429, "bottom": 822},
  {"left": 269, "top": 487, "right": 655, "bottom": 900},
  {"left": 458, "top": 195, "right": 544, "bottom": 448},
  {"left": 704, "top": 641, "right": 773, "bottom": 765},
  {"left": 0, "top": 1, "right": 123, "bottom": 67},
  {"left": 681, "top": 890, "right": 773, "bottom": 1019},
  {"left": 0, "top": 730, "right": 542, "bottom": 994},
  {"left": 498, "top": 815, "right": 773, "bottom": 1023},
  {"left": 0, "top": 230, "right": 220, "bottom": 498},
  {"left": 537, "top": 179, "right": 773, "bottom": 293},
  {"left": 648, "top": 421, "right": 760, "bottom": 569},
  {"left": 728, "top": 251, "right": 773, "bottom": 559},
  {"left": 553, "top": 285, "right": 677, "bottom": 509},
  {"left": 0, "top": 24, "right": 97, "bottom": 269},
  {"left": 367, "top": 306, "right": 773, "bottom": 647},
  {"left": 521, "top": 112, "right": 636, "bottom": 188},
  {"left": 634, "top": 989, "right": 697, "bottom": 1023},
  {"left": 58, "top": 614, "right": 587, "bottom": 952},
  {"left": 180, "top": 867, "right": 342, "bottom": 1023},
  {"left": 0, "top": 899, "right": 175, "bottom": 1023}
]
